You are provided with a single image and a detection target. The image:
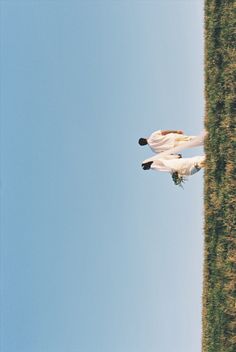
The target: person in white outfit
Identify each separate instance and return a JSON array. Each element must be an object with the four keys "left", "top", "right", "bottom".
[
  {"left": 138, "top": 130, "right": 196, "bottom": 154},
  {"left": 142, "top": 155, "right": 205, "bottom": 186}
]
